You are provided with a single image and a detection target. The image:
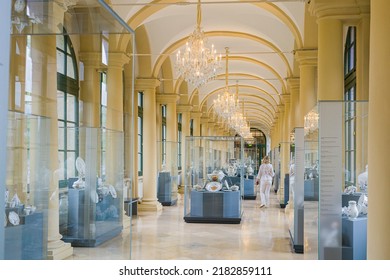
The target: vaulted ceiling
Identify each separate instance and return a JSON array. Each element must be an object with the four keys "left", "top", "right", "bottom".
[{"left": 112, "top": 0, "right": 306, "bottom": 135}]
